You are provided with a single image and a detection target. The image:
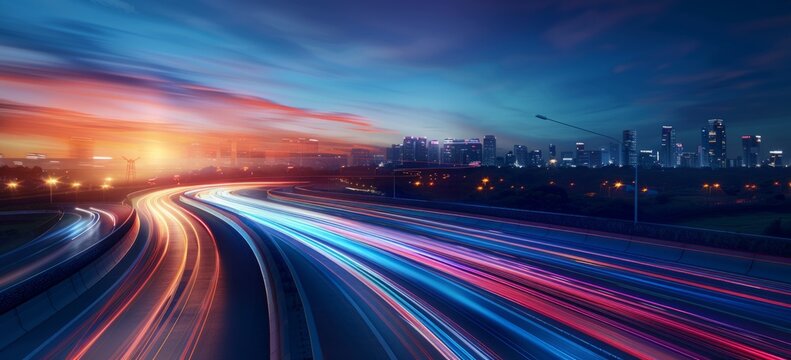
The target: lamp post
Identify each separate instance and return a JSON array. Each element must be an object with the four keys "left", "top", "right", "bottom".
[
  {"left": 45, "top": 177, "right": 58, "bottom": 204},
  {"left": 72, "top": 181, "right": 81, "bottom": 202},
  {"left": 6, "top": 181, "right": 18, "bottom": 192},
  {"left": 101, "top": 183, "right": 110, "bottom": 201},
  {"left": 536, "top": 114, "right": 639, "bottom": 224}
]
